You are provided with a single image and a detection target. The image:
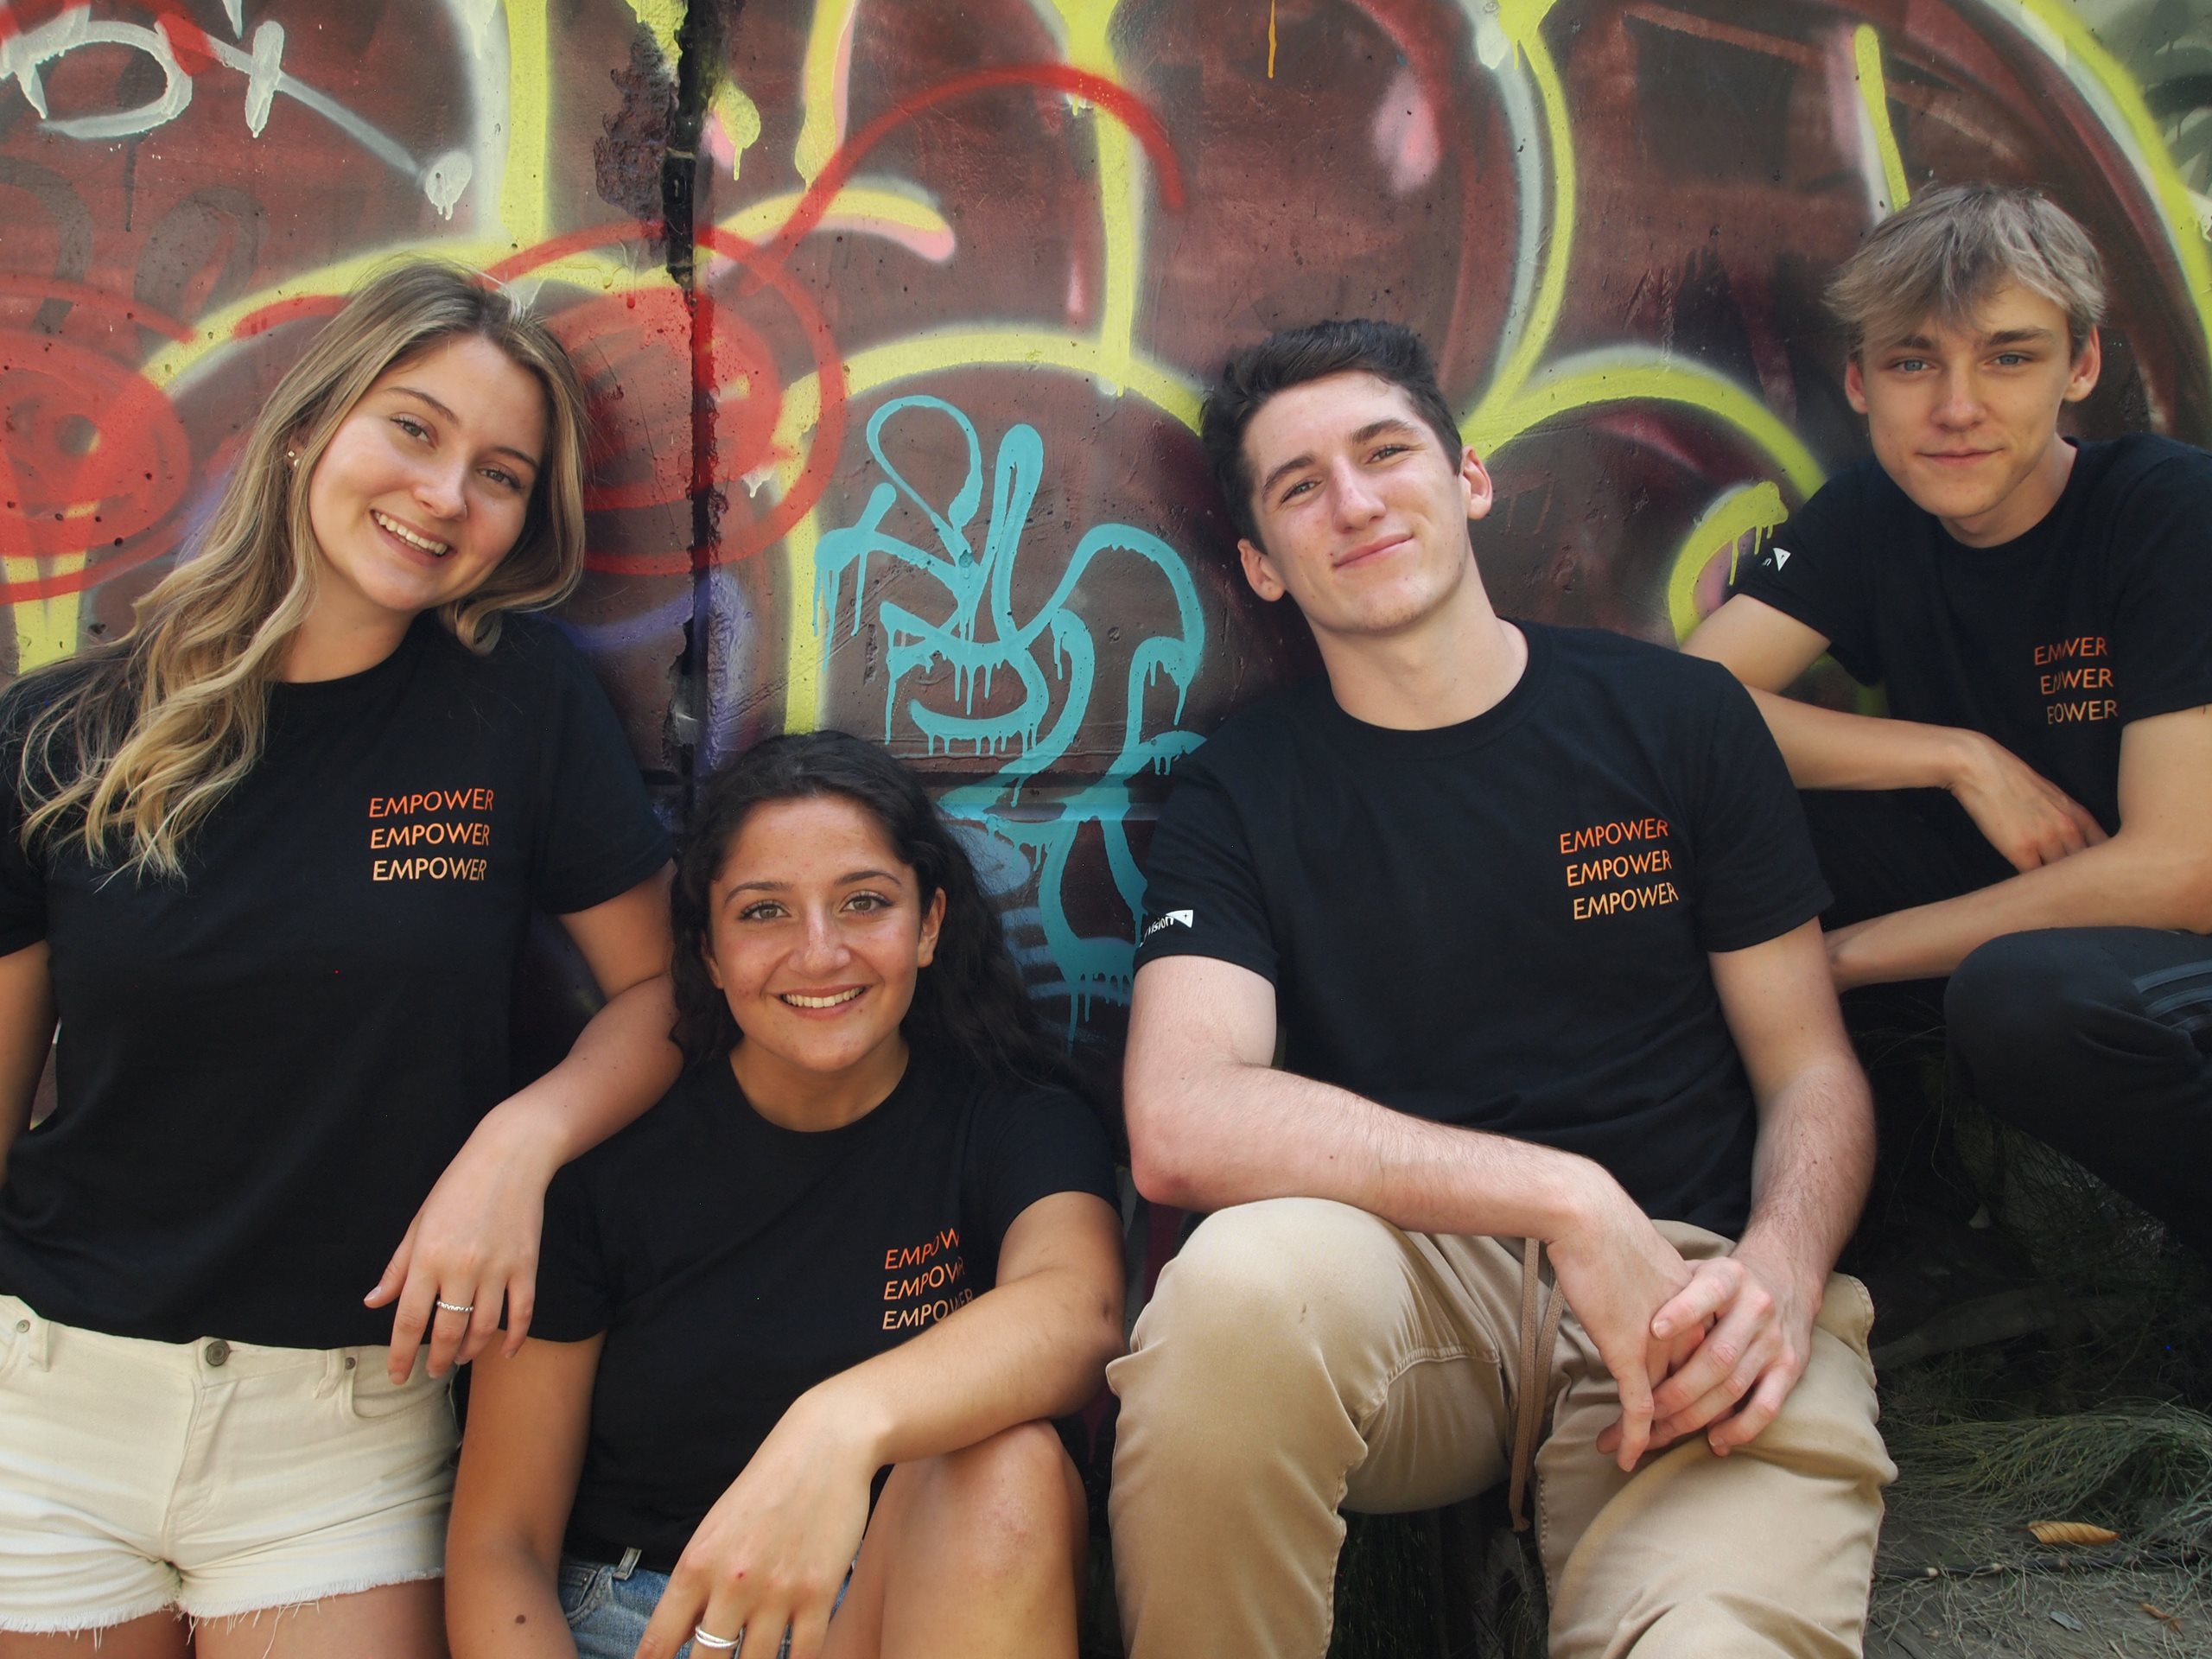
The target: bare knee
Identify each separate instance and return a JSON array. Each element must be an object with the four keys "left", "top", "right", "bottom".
[{"left": 907, "top": 1422, "right": 1084, "bottom": 1588}]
